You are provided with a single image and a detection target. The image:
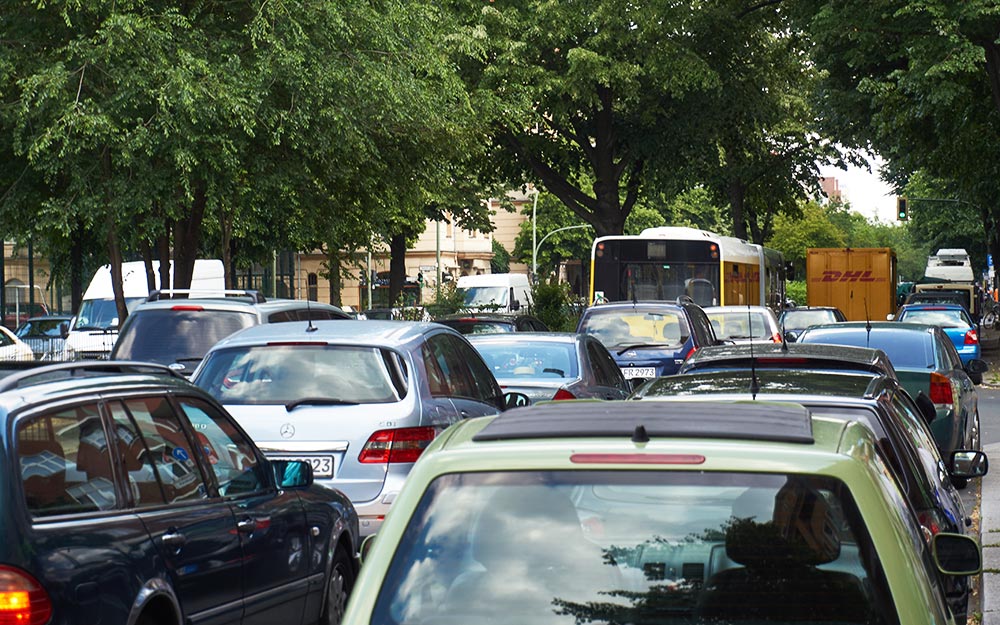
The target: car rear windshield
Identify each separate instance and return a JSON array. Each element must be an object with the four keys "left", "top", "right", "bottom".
[
  {"left": 438, "top": 320, "right": 515, "bottom": 335},
  {"left": 707, "top": 311, "right": 772, "bottom": 340},
  {"left": 113, "top": 308, "right": 256, "bottom": 366},
  {"left": 473, "top": 341, "right": 579, "bottom": 379},
  {"left": 798, "top": 330, "right": 934, "bottom": 369},
  {"left": 196, "top": 344, "right": 407, "bottom": 404},
  {"left": 781, "top": 310, "right": 839, "bottom": 330},
  {"left": 372, "top": 471, "right": 897, "bottom": 625},
  {"left": 580, "top": 309, "right": 690, "bottom": 348},
  {"left": 899, "top": 309, "right": 971, "bottom": 328}
]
